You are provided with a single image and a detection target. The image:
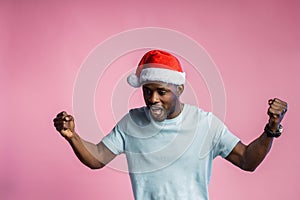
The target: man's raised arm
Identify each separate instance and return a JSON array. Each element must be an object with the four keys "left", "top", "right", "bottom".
[
  {"left": 53, "top": 111, "right": 116, "bottom": 169},
  {"left": 226, "top": 98, "right": 288, "bottom": 171}
]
